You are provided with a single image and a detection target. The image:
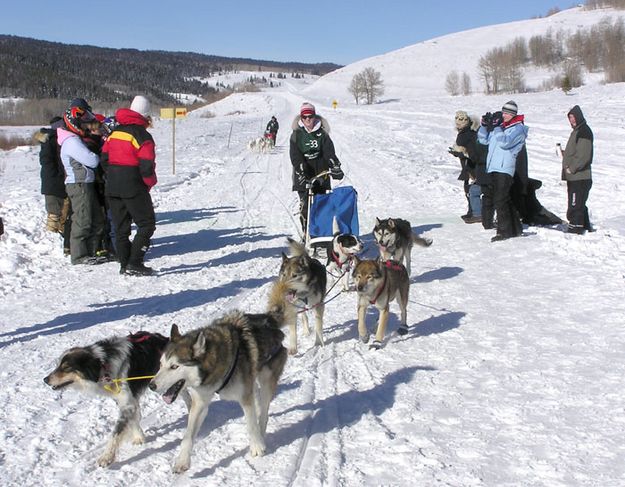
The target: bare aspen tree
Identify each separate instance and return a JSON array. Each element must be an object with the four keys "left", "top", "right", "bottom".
[
  {"left": 361, "top": 67, "right": 385, "bottom": 104},
  {"left": 348, "top": 73, "right": 366, "bottom": 104},
  {"left": 445, "top": 71, "right": 460, "bottom": 96},
  {"left": 461, "top": 72, "right": 472, "bottom": 95}
]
